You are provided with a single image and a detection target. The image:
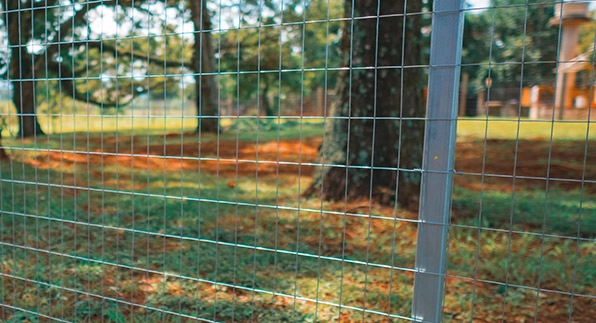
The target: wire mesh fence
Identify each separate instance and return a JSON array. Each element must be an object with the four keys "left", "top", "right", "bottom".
[{"left": 0, "top": 0, "right": 595, "bottom": 322}]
